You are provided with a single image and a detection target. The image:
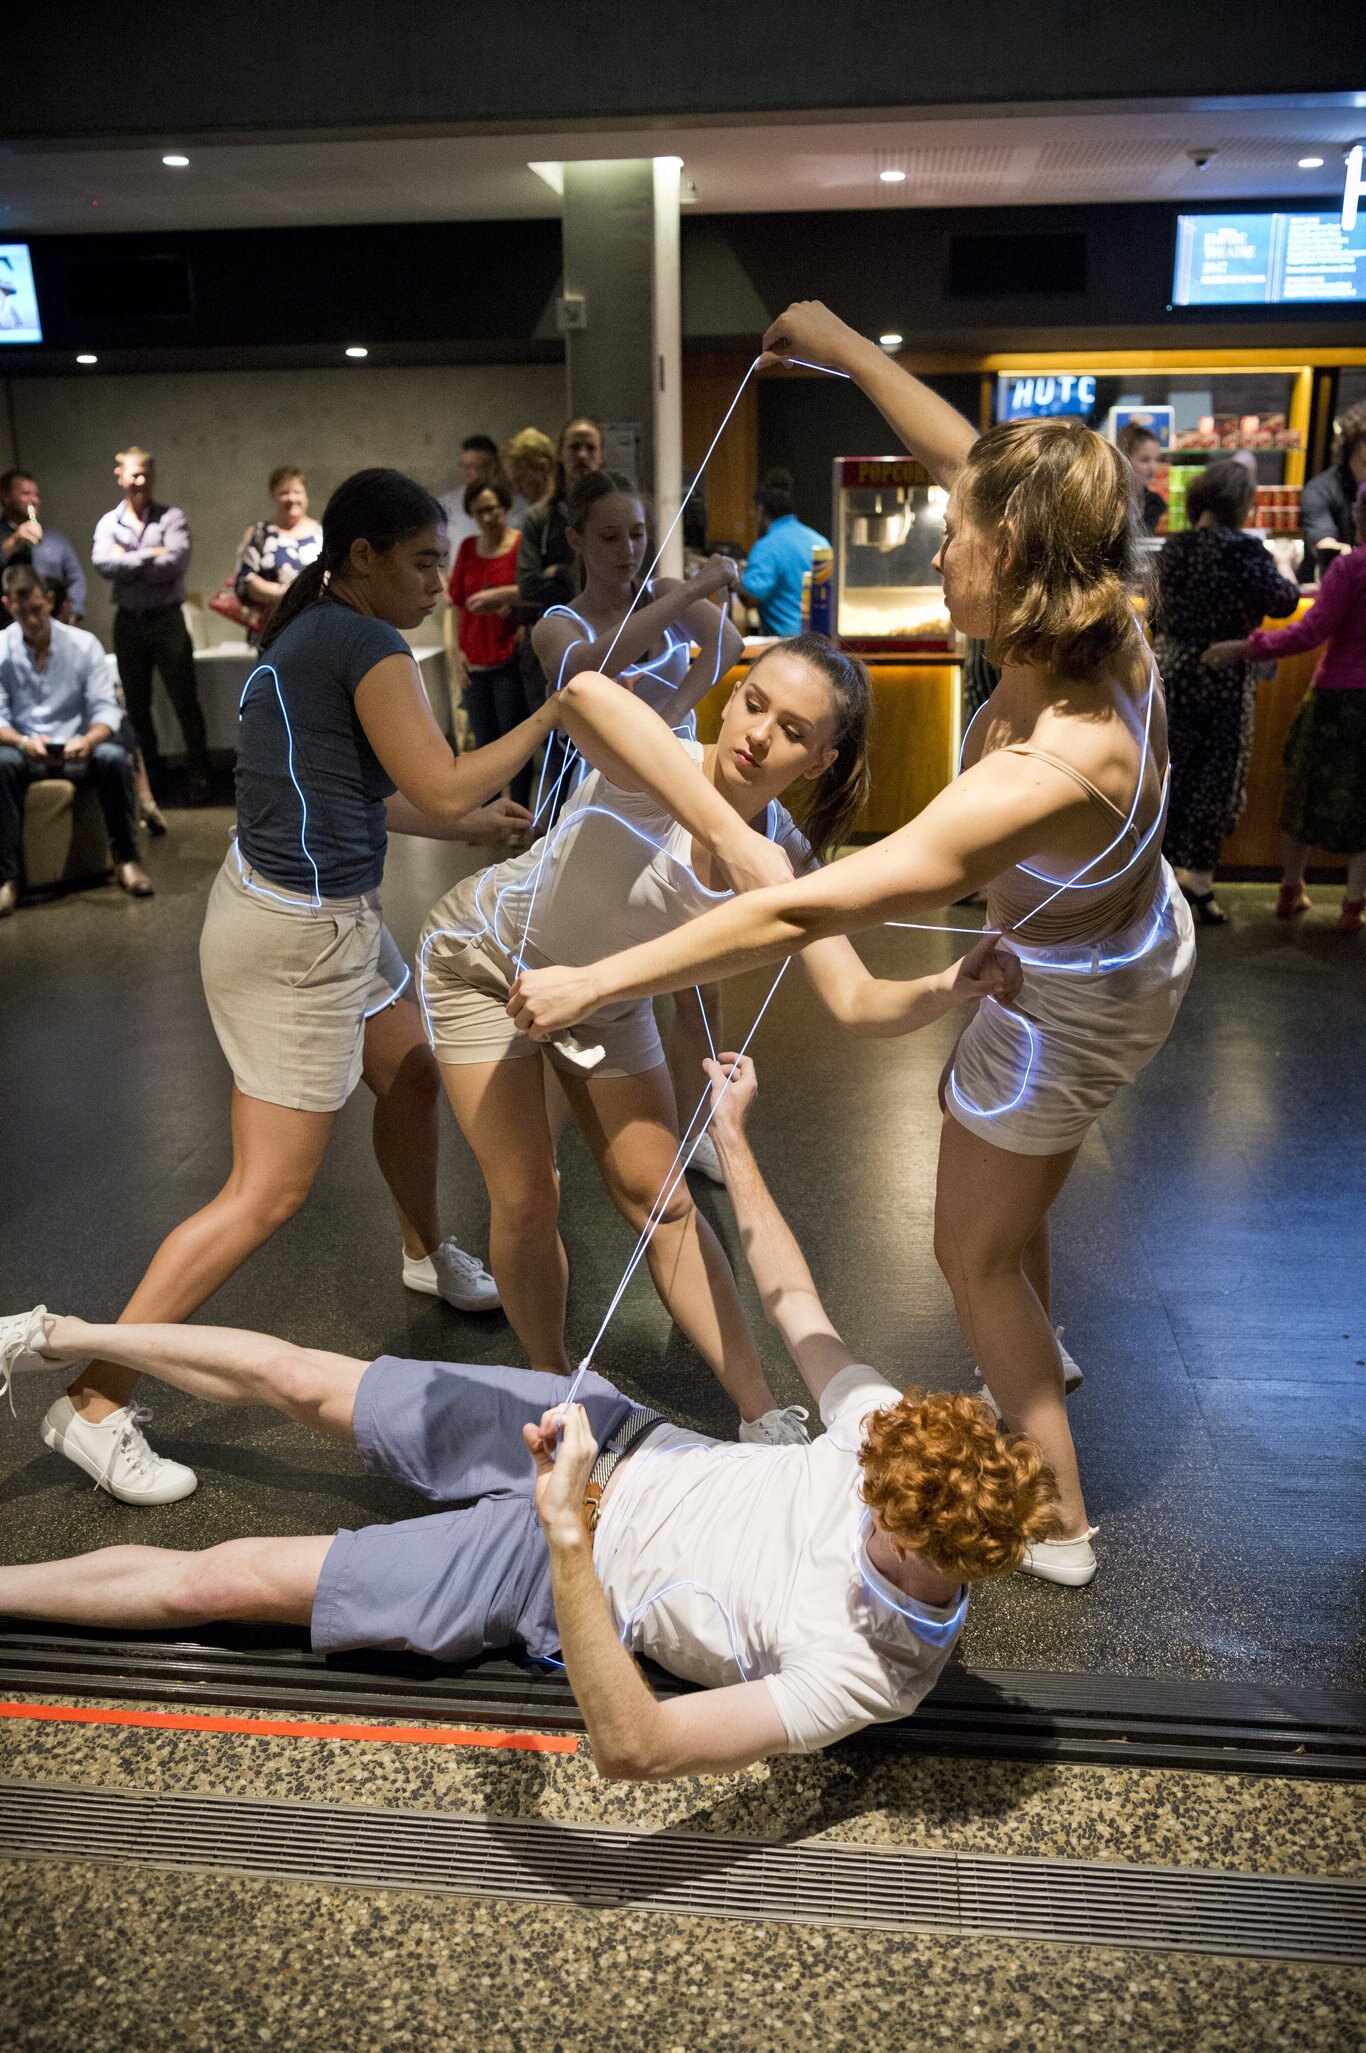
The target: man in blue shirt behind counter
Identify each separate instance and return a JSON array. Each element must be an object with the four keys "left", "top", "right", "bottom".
[
  {"left": 737, "top": 468, "right": 831, "bottom": 638},
  {"left": 0, "top": 565, "right": 152, "bottom": 915}
]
